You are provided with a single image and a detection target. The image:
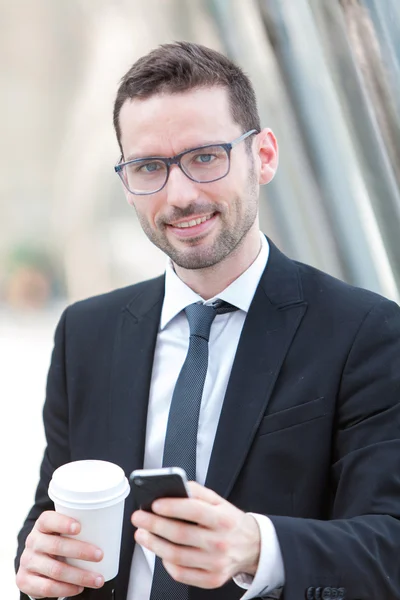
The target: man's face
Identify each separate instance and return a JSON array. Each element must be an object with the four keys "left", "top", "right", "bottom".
[{"left": 118, "top": 87, "right": 262, "bottom": 270}]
